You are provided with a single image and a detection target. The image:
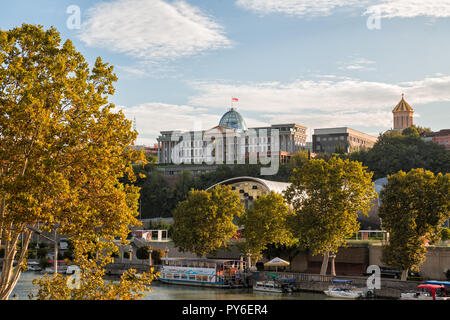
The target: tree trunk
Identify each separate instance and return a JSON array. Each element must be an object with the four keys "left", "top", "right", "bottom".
[
  {"left": 320, "top": 252, "right": 329, "bottom": 275},
  {"left": 401, "top": 269, "right": 408, "bottom": 281},
  {"left": 329, "top": 253, "right": 336, "bottom": 276}
]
